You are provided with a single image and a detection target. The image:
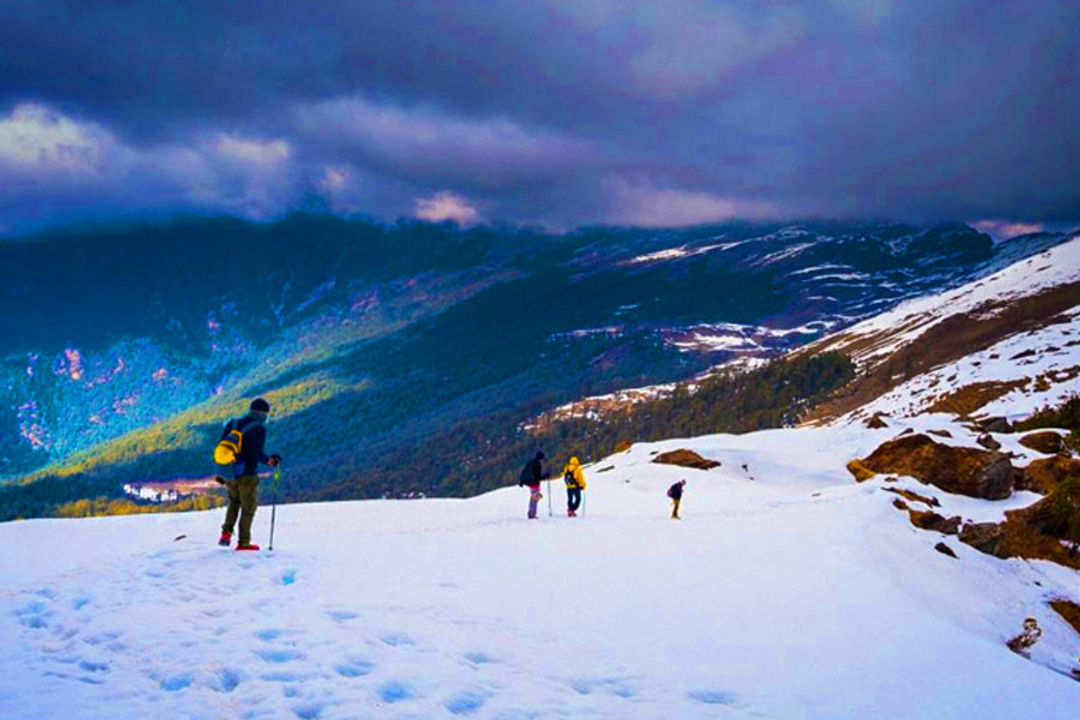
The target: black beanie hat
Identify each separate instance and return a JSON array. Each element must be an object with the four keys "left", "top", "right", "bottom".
[
  {"left": 250, "top": 398, "right": 271, "bottom": 413},
  {"left": 536, "top": 451, "right": 545, "bottom": 460}
]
